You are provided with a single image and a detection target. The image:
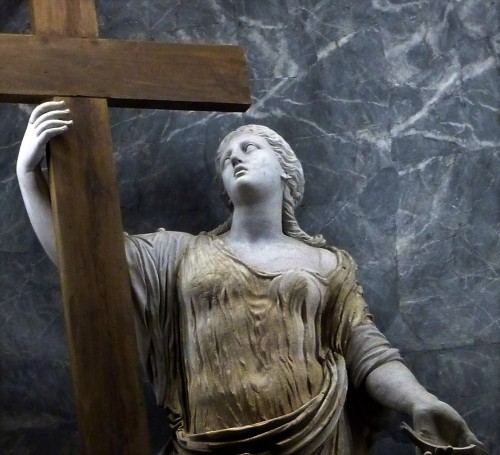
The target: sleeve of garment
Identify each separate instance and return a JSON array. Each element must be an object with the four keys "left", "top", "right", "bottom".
[
  {"left": 124, "top": 228, "right": 193, "bottom": 410},
  {"left": 345, "top": 323, "right": 403, "bottom": 389},
  {"left": 326, "top": 249, "right": 402, "bottom": 389}
]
